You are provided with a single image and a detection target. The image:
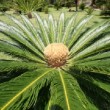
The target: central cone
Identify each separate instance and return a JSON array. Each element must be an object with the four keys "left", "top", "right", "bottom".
[{"left": 44, "top": 43, "right": 69, "bottom": 67}]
